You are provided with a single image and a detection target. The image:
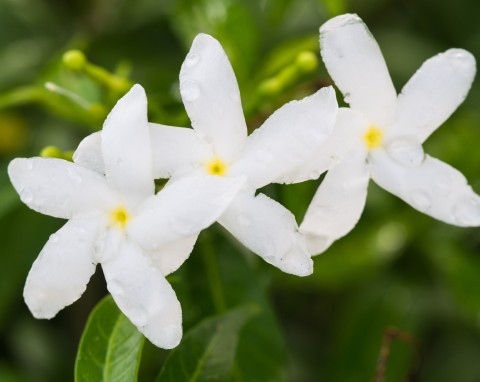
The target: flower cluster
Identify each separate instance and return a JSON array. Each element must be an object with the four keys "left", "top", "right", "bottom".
[{"left": 8, "top": 13, "right": 480, "bottom": 349}]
